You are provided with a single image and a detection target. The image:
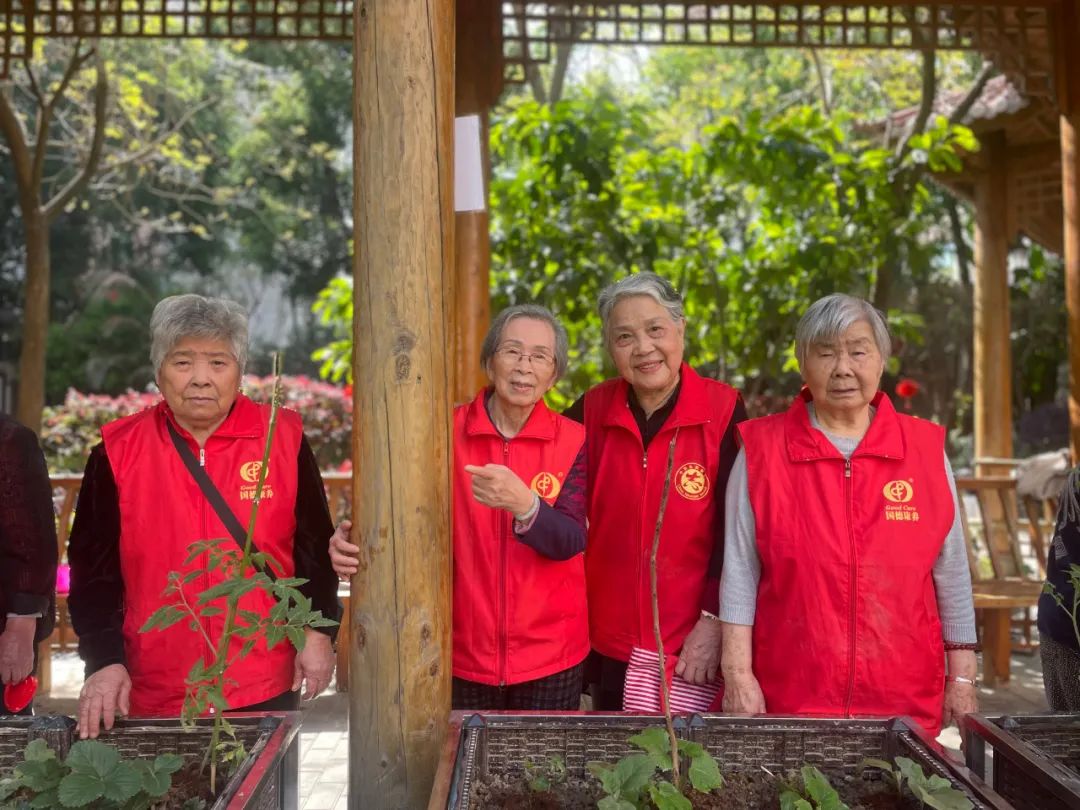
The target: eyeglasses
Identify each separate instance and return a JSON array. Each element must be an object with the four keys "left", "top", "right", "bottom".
[{"left": 496, "top": 346, "right": 556, "bottom": 370}]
